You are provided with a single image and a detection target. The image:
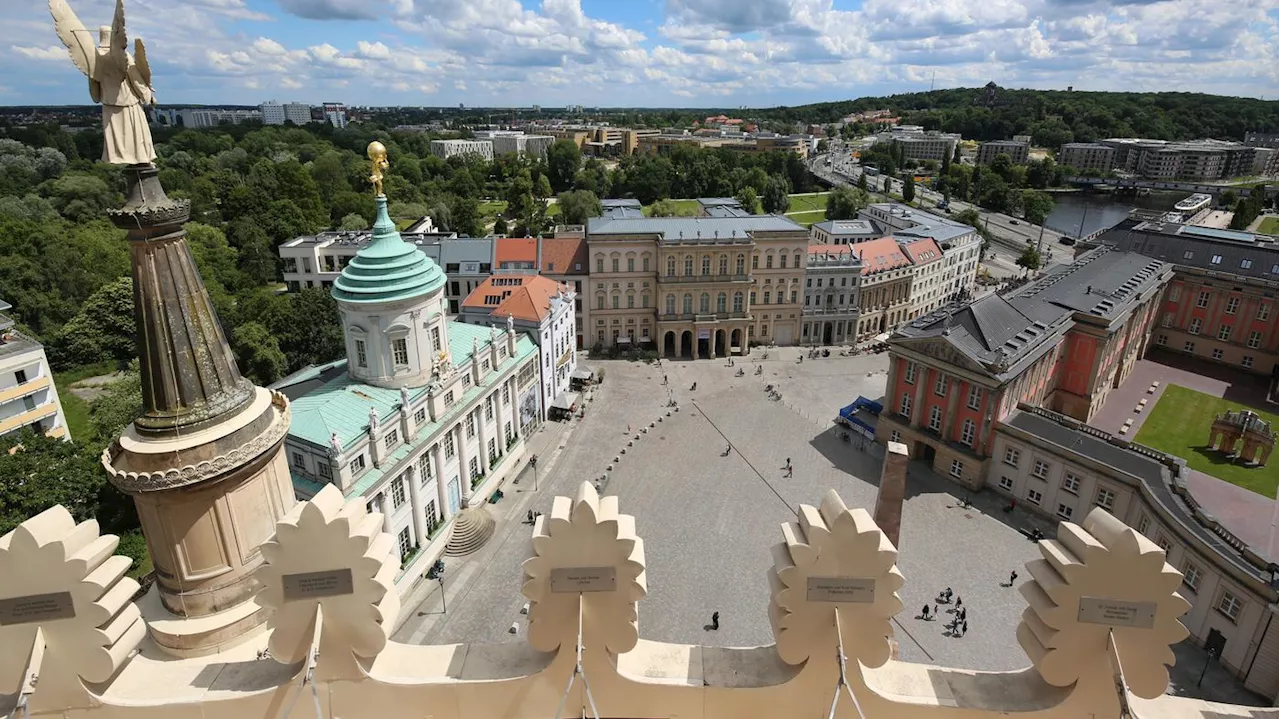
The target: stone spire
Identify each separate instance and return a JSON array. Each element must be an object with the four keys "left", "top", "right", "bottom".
[
  {"left": 107, "top": 166, "right": 254, "bottom": 437},
  {"left": 102, "top": 165, "right": 295, "bottom": 657}
]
